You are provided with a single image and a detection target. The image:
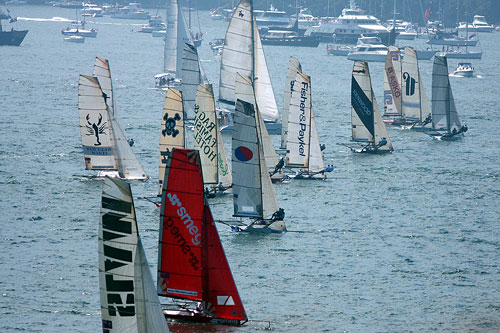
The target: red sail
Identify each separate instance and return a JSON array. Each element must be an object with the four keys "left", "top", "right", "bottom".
[
  {"left": 158, "top": 149, "right": 247, "bottom": 322},
  {"left": 203, "top": 201, "right": 247, "bottom": 321},
  {"left": 158, "top": 149, "right": 205, "bottom": 302}
]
